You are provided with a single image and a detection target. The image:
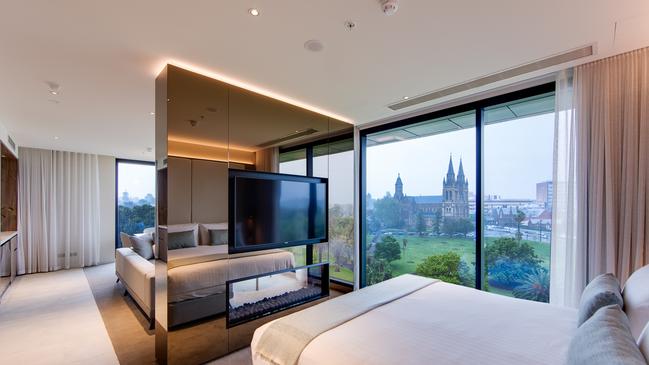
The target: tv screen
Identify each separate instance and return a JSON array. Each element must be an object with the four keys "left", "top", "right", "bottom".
[{"left": 229, "top": 170, "right": 327, "bottom": 253}]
